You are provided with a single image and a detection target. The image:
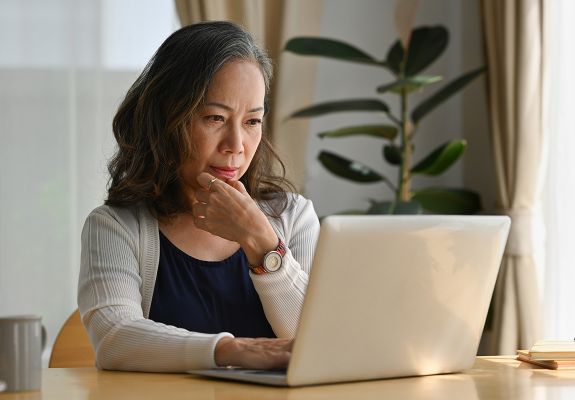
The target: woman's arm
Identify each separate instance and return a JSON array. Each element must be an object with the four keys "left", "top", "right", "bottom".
[
  {"left": 191, "top": 173, "right": 321, "bottom": 338},
  {"left": 249, "top": 196, "right": 320, "bottom": 337},
  {"left": 78, "top": 207, "right": 232, "bottom": 372},
  {"left": 213, "top": 196, "right": 319, "bottom": 365}
]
